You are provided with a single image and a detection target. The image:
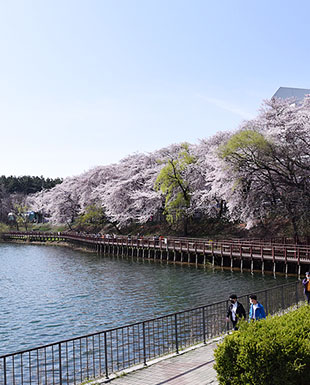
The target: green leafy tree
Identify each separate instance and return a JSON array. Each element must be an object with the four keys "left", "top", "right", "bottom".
[
  {"left": 13, "top": 204, "right": 30, "bottom": 231},
  {"left": 0, "top": 175, "right": 62, "bottom": 194},
  {"left": 155, "top": 143, "right": 196, "bottom": 235},
  {"left": 218, "top": 126, "right": 310, "bottom": 240},
  {"left": 74, "top": 205, "right": 106, "bottom": 232},
  {"left": 219, "top": 129, "right": 271, "bottom": 162},
  {"left": 0, "top": 184, "right": 11, "bottom": 222}
]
